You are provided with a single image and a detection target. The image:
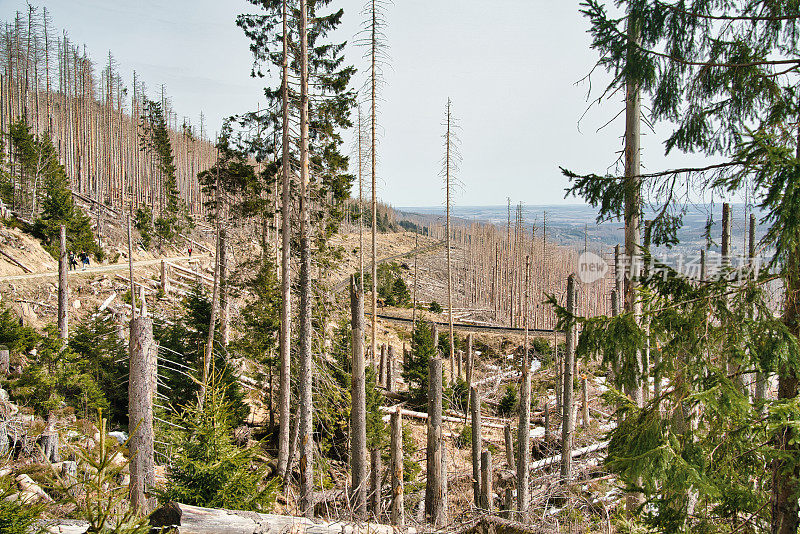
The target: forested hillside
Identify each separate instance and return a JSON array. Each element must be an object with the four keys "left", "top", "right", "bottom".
[{"left": 1, "top": 1, "right": 800, "bottom": 534}]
